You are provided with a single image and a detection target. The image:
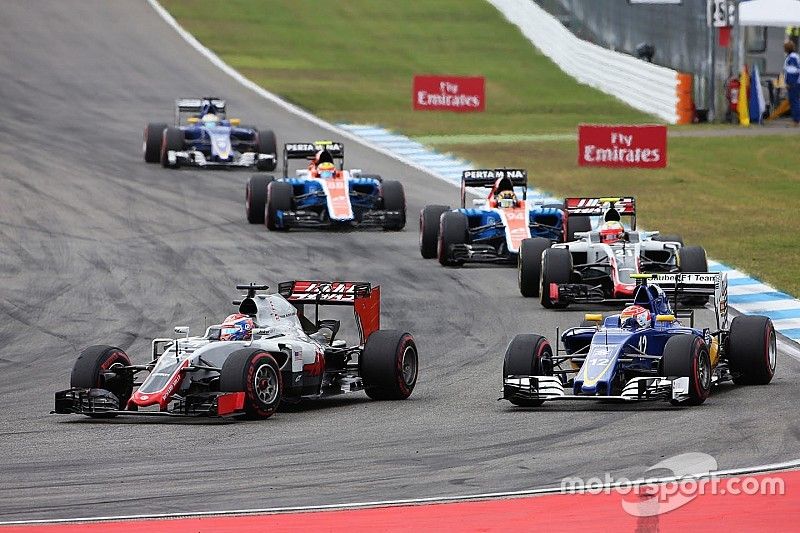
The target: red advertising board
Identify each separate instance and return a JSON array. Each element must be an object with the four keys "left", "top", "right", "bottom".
[
  {"left": 413, "top": 75, "right": 485, "bottom": 112},
  {"left": 578, "top": 124, "right": 667, "bottom": 168}
]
